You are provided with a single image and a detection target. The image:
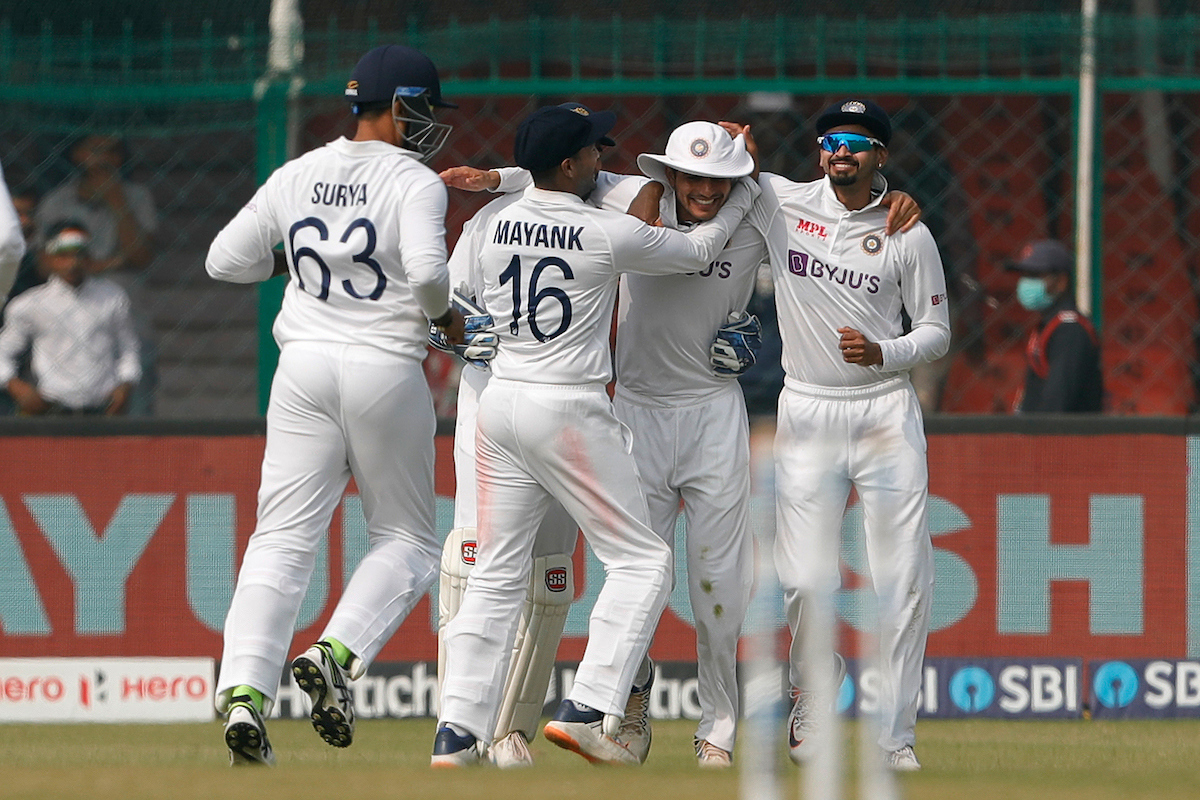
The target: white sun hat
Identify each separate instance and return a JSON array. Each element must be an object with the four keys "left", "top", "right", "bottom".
[{"left": 637, "top": 120, "right": 755, "bottom": 184}]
